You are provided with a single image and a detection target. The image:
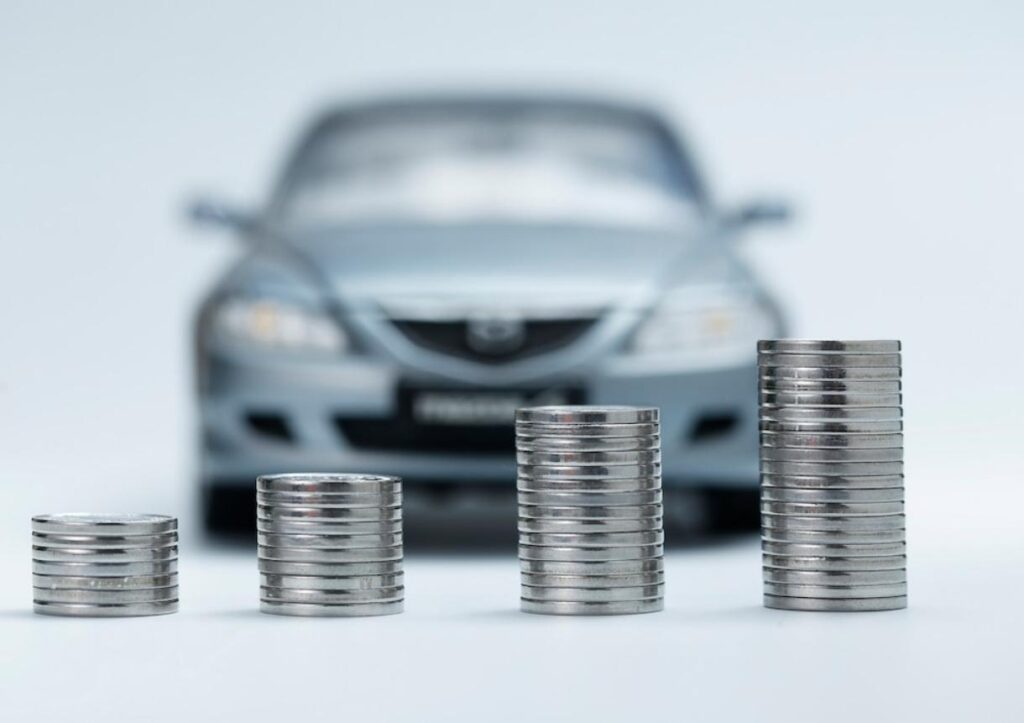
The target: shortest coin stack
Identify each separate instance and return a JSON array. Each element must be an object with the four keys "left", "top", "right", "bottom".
[
  {"left": 32, "top": 513, "right": 179, "bottom": 617},
  {"left": 257, "top": 473, "right": 404, "bottom": 617}
]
